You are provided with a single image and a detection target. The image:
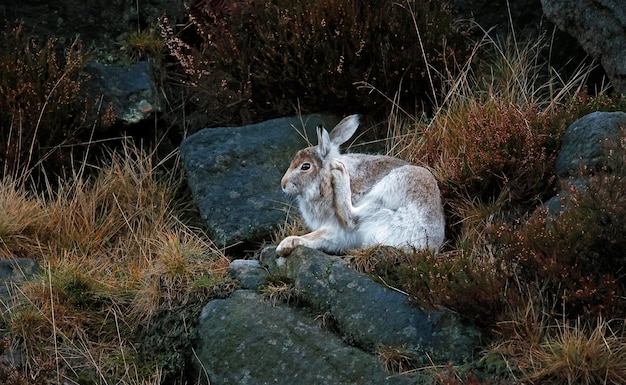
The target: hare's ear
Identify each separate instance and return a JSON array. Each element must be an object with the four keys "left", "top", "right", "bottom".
[
  {"left": 316, "top": 125, "right": 332, "bottom": 159},
  {"left": 329, "top": 114, "right": 360, "bottom": 146}
]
